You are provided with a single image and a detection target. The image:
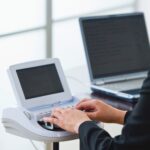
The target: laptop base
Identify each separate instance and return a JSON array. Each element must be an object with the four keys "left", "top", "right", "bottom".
[{"left": 91, "top": 85, "right": 139, "bottom": 103}]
